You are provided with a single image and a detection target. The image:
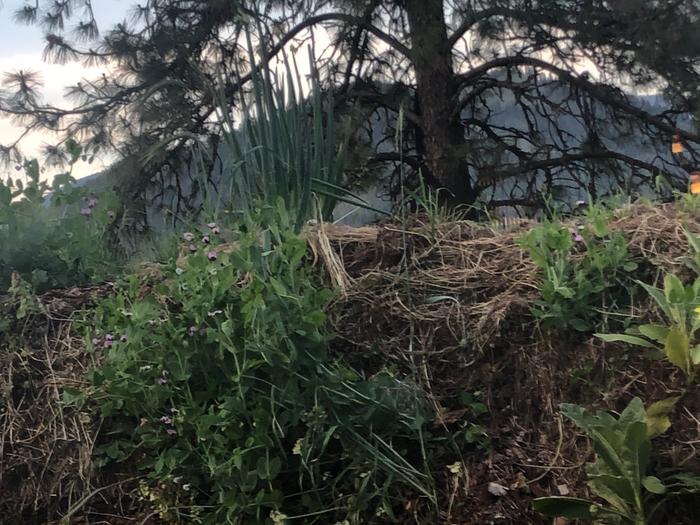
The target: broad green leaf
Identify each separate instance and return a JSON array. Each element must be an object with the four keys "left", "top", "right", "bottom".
[
  {"left": 645, "top": 396, "right": 680, "bottom": 438},
  {"left": 664, "top": 326, "right": 691, "bottom": 373},
  {"left": 533, "top": 497, "right": 595, "bottom": 518},
  {"left": 622, "top": 420, "right": 651, "bottom": 488},
  {"left": 623, "top": 261, "right": 638, "bottom": 272},
  {"left": 619, "top": 397, "right": 647, "bottom": 430},
  {"left": 587, "top": 474, "right": 635, "bottom": 515},
  {"left": 691, "top": 344, "right": 700, "bottom": 365},
  {"left": 595, "top": 333, "right": 655, "bottom": 348},
  {"left": 684, "top": 229, "right": 700, "bottom": 255},
  {"left": 637, "top": 324, "right": 670, "bottom": 344},
  {"left": 664, "top": 274, "right": 687, "bottom": 304},
  {"left": 638, "top": 281, "right": 672, "bottom": 319},
  {"left": 642, "top": 476, "right": 666, "bottom": 494},
  {"left": 554, "top": 285, "right": 574, "bottom": 299}
]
